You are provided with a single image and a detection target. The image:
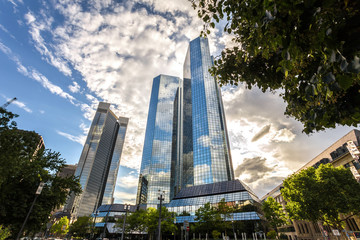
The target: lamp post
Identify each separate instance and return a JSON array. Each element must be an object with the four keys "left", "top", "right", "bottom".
[
  {"left": 121, "top": 204, "right": 130, "bottom": 240},
  {"left": 16, "top": 182, "right": 45, "bottom": 240},
  {"left": 158, "top": 190, "right": 165, "bottom": 240}
]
